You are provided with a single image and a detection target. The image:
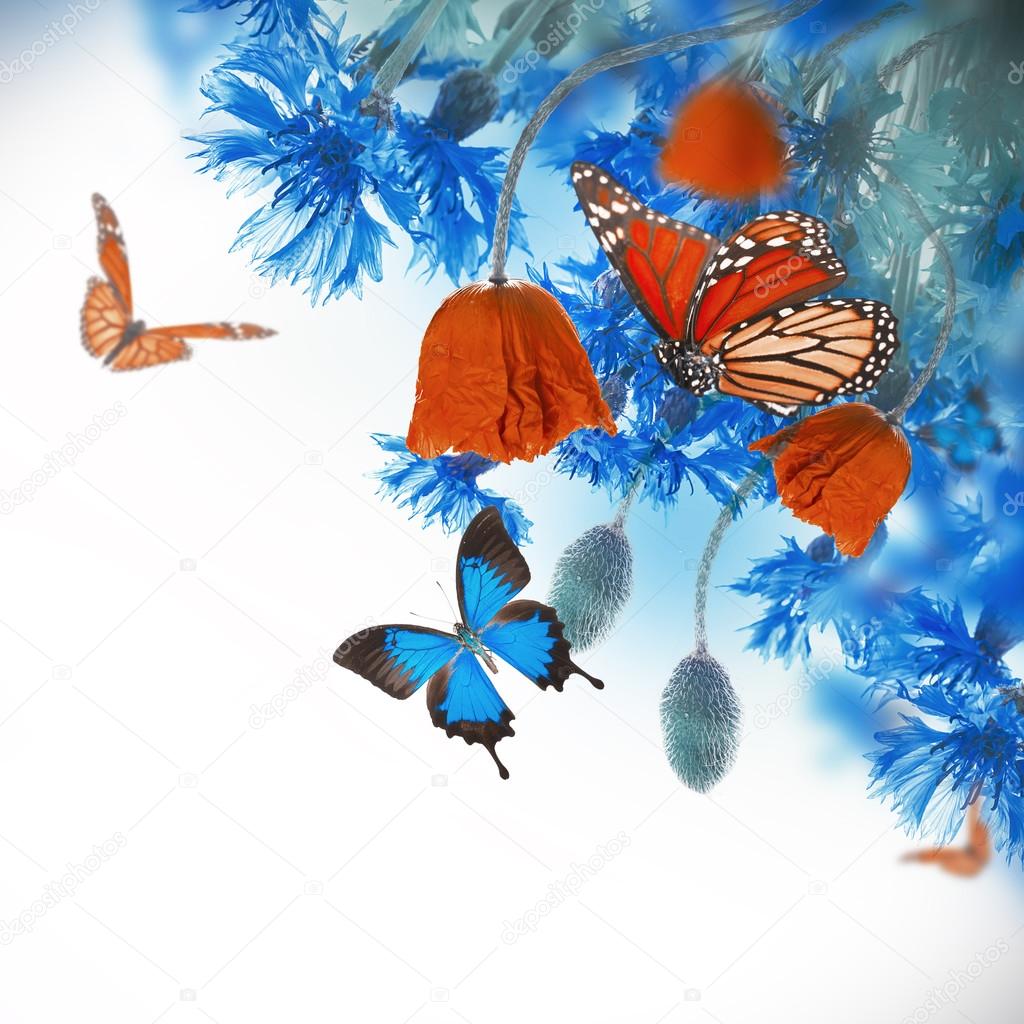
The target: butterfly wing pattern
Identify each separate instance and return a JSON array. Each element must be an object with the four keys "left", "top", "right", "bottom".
[
  {"left": 334, "top": 508, "right": 601, "bottom": 779},
  {"left": 80, "top": 194, "right": 275, "bottom": 371},
  {"left": 481, "top": 601, "right": 603, "bottom": 693},
  {"left": 570, "top": 161, "right": 718, "bottom": 341},
  {"left": 426, "top": 651, "right": 516, "bottom": 779},
  {"left": 93, "top": 193, "right": 133, "bottom": 314},
  {"left": 80, "top": 278, "right": 130, "bottom": 362},
  {"left": 571, "top": 162, "right": 900, "bottom": 416}
]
